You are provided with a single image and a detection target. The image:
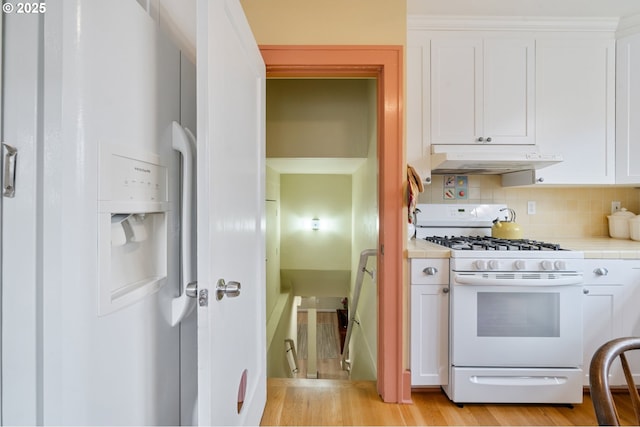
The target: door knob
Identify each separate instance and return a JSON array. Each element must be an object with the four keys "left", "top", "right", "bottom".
[{"left": 216, "top": 279, "right": 241, "bottom": 301}]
